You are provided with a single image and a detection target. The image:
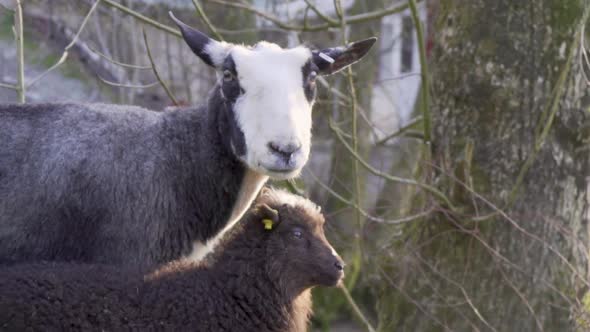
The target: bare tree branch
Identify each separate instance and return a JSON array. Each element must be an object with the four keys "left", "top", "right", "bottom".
[
  {"left": 375, "top": 116, "right": 423, "bottom": 145},
  {"left": 97, "top": 75, "right": 159, "bottom": 89},
  {"left": 14, "top": 0, "right": 24, "bottom": 102},
  {"left": 204, "top": 0, "right": 420, "bottom": 32},
  {"left": 192, "top": 0, "right": 224, "bottom": 41},
  {"left": 338, "top": 284, "right": 376, "bottom": 332},
  {"left": 307, "top": 169, "right": 432, "bottom": 225},
  {"left": 142, "top": 29, "right": 178, "bottom": 106},
  {"left": 303, "top": 0, "right": 338, "bottom": 25},
  {"left": 329, "top": 119, "right": 455, "bottom": 209},
  {"left": 0, "top": 82, "right": 16, "bottom": 90},
  {"left": 102, "top": 0, "right": 181, "bottom": 37},
  {"left": 408, "top": 0, "right": 431, "bottom": 144},
  {"left": 27, "top": 0, "right": 102, "bottom": 88},
  {"left": 88, "top": 45, "right": 151, "bottom": 70}
]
